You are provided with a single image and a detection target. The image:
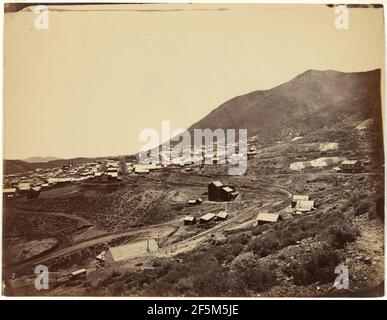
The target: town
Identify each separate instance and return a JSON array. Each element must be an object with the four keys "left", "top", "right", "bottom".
[{"left": 3, "top": 128, "right": 383, "bottom": 297}]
